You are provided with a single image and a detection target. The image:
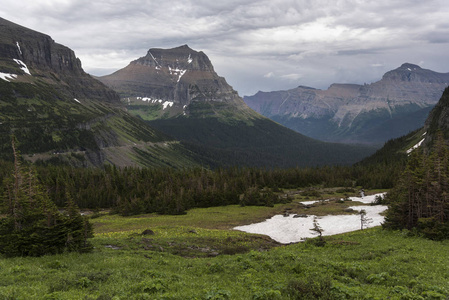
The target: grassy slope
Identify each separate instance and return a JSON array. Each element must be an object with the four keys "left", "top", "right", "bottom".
[{"left": 1, "top": 192, "right": 448, "bottom": 299}]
